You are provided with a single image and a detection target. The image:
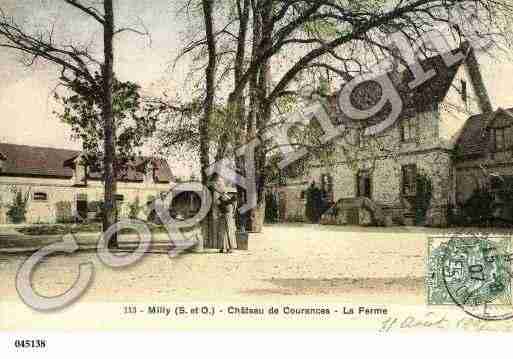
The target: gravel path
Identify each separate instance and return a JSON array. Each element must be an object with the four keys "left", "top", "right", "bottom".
[{"left": 0, "top": 224, "right": 443, "bottom": 304}]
